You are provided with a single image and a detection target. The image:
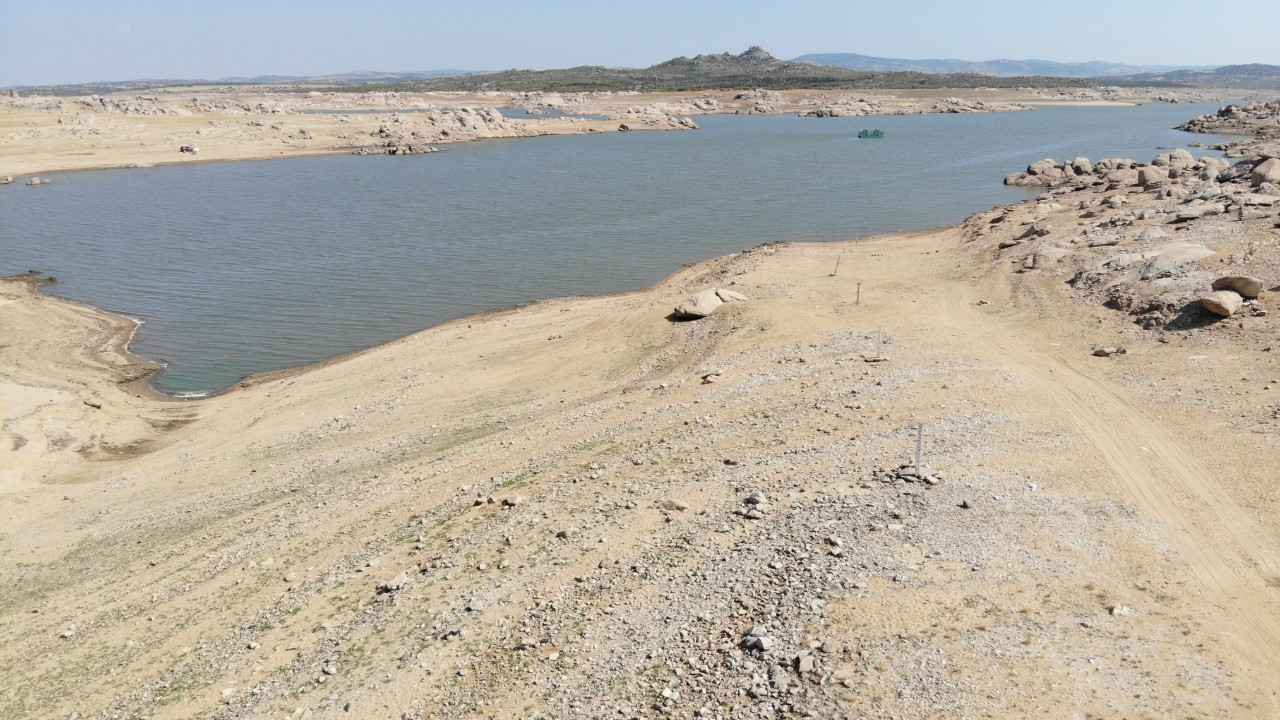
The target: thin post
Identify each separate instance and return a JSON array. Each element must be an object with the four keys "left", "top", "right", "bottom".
[
  {"left": 915, "top": 423, "right": 924, "bottom": 477},
  {"left": 856, "top": 282, "right": 861, "bottom": 305},
  {"left": 877, "top": 326, "right": 883, "bottom": 359},
  {"left": 831, "top": 254, "right": 842, "bottom": 277}
]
